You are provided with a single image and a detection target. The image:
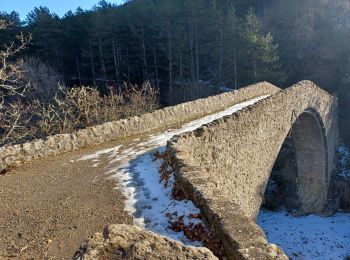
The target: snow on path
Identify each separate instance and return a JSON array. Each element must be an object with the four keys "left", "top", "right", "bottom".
[
  {"left": 75, "top": 145, "right": 123, "bottom": 161},
  {"left": 75, "top": 96, "right": 267, "bottom": 245},
  {"left": 258, "top": 210, "right": 350, "bottom": 260}
]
